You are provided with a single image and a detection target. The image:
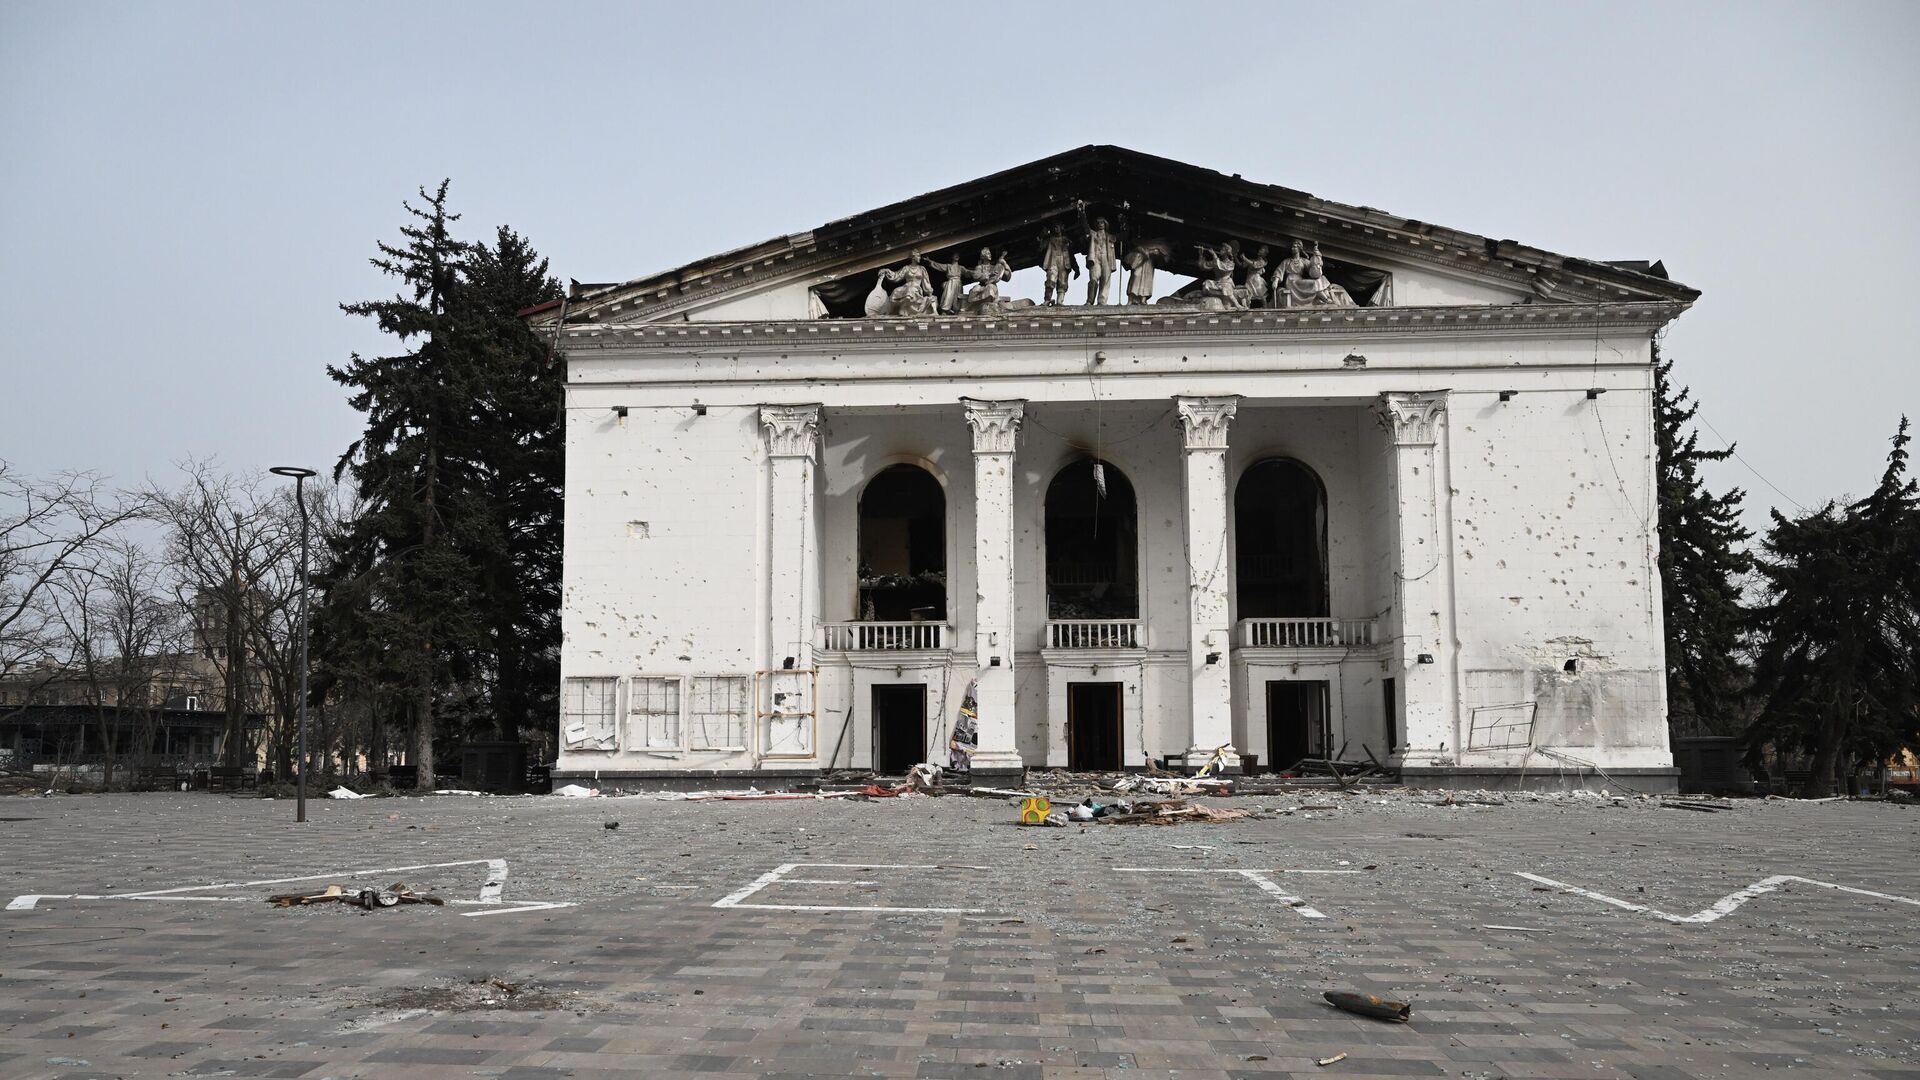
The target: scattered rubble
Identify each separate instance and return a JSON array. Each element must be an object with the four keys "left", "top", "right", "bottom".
[{"left": 268, "top": 882, "right": 446, "bottom": 911}]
